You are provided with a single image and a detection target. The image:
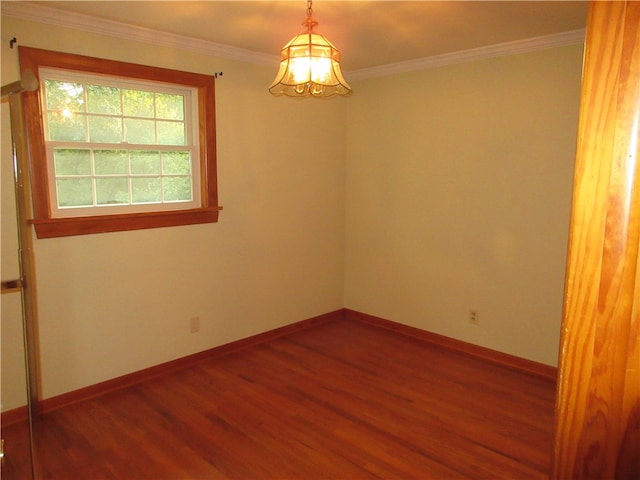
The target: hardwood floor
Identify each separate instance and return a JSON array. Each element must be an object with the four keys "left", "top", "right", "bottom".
[{"left": 2, "top": 318, "right": 556, "bottom": 479}]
